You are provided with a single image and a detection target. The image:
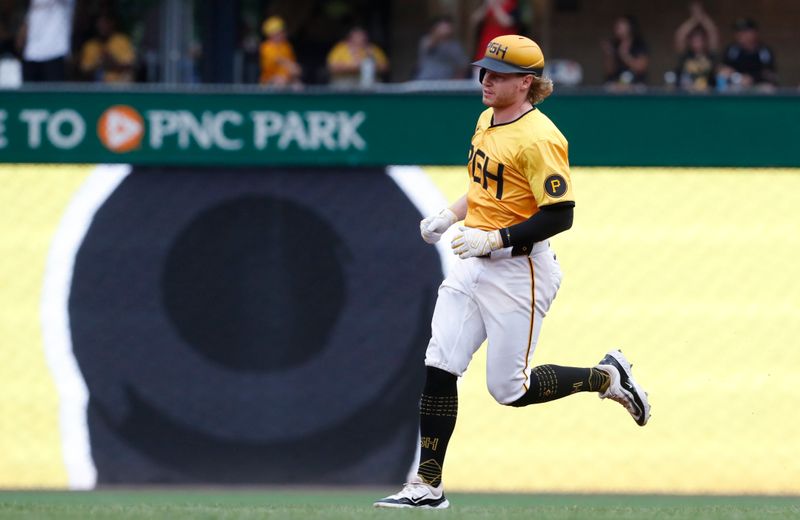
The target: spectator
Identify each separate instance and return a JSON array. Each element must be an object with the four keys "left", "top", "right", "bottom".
[
  {"left": 259, "top": 16, "right": 301, "bottom": 86},
  {"left": 414, "top": 16, "right": 468, "bottom": 81},
  {"left": 20, "top": 0, "right": 75, "bottom": 82},
  {"left": 79, "top": 13, "right": 136, "bottom": 83},
  {"left": 718, "top": 18, "right": 777, "bottom": 91},
  {"left": 602, "top": 15, "right": 649, "bottom": 89},
  {"left": 471, "top": 0, "right": 520, "bottom": 61},
  {"left": 0, "top": 0, "right": 23, "bottom": 87},
  {"left": 326, "top": 27, "right": 388, "bottom": 87},
  {"left": 672, "top": 2, "right": 719, "bottom": 92}
]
